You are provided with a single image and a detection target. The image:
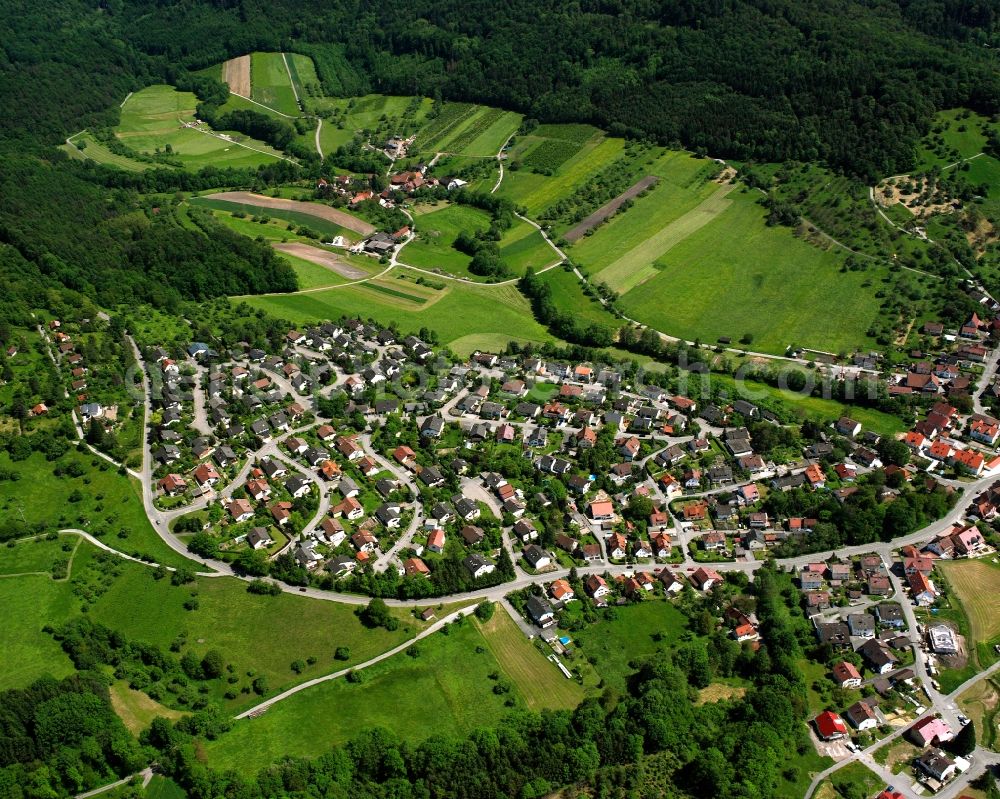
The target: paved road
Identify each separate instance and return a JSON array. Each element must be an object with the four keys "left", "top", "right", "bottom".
[{"left": 74, "top": 768, "right": 152, "bottom": 799}]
